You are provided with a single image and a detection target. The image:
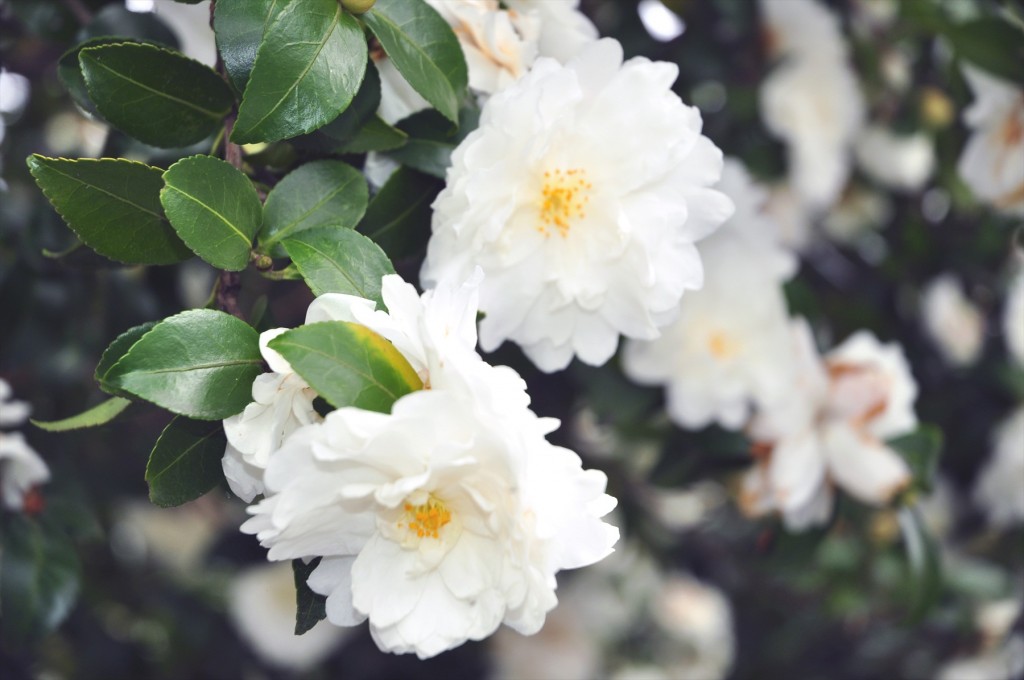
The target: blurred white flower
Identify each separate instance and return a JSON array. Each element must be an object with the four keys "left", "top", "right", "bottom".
[
  {"left": 504, "top": 0, "right": 598, "bottom": 62},
  {"left": 423, "top": 39, "right": 733, "bottom": 372},
  {"left": 223, "top": 273, "right": 485, "bottom": 501},
  {"left": 938, "top": 633, "right": 1024, "bottom": 680},
  {"left": 920, "top": 275, "right": 984, "bottom": 367},
  {"left": 243, "top": 381, "right": 618, "bottom": 658},
  {"left": 958, "top": 65, "right": 1024, "bottom": 217},
  {"left": 228, "top": 562, "right": 348, "bottom": 671},
  {"left": 623, "top": 160, "right": 794, "bottom": 430},
  {"left": 109, "top": 500, "right": 223, "bottom": 574},
  {"left": 1005, "top": 269, "right": 1024, "bottom": 365},
  {"left": 0, "top": 378, "right": 49, "bottom": 512},
  {"left": 856, "top": 125, "right": 935, "bottom": 192},
  {"left": 759, "top": 0, "right": 865, "bottom": 209},
  {"left": 742, "top": 323, "right": 917, "bottom": 530},
  {"left": 152, "top": 0, "right": 217, "bottom": 66},
  {"left": 973, "top": 407, "right": 1024, "bottom": 527},
  {"left": 764, "top": 183, "right": 815, "bottom": 251},
  {"left": 652, "top": 574, "right": 735, "bottom": 680},
  {"left": 821, "top": 185, "right": 892, "bottom": 244}
]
